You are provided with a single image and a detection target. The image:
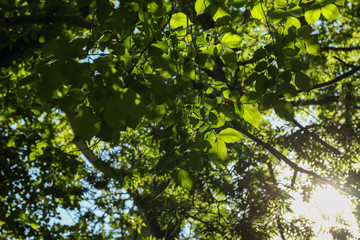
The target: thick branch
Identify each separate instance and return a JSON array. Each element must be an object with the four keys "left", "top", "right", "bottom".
[
  {"left": 0, "top": 15, "right": 93, "bottom": 29},
  {"left": 237, "top": 58, "right": 256, "bottom": 66},
  {"left": 231, "top": 121, "right": 360, "bottom": 199},
  {"left": 290, "top": 96, "right": 339, "bottom": 106},
  {"left": 311, "top": 65, "right": 360, "bottom": 91},
  {"left": 73, "top": 139, "right": 126, "bottom": 182},
  {"left": 74, "top": 138, "right": 172, "bottom": 238},
  {"left": 321, "top": 46, "right": 360, "bottom": 52},
  {"left": 293, "top": 120, "right": 341, "bottom": 155},
  {"left": 0, "top": 36, "right": 43, "bottom": 68}
]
